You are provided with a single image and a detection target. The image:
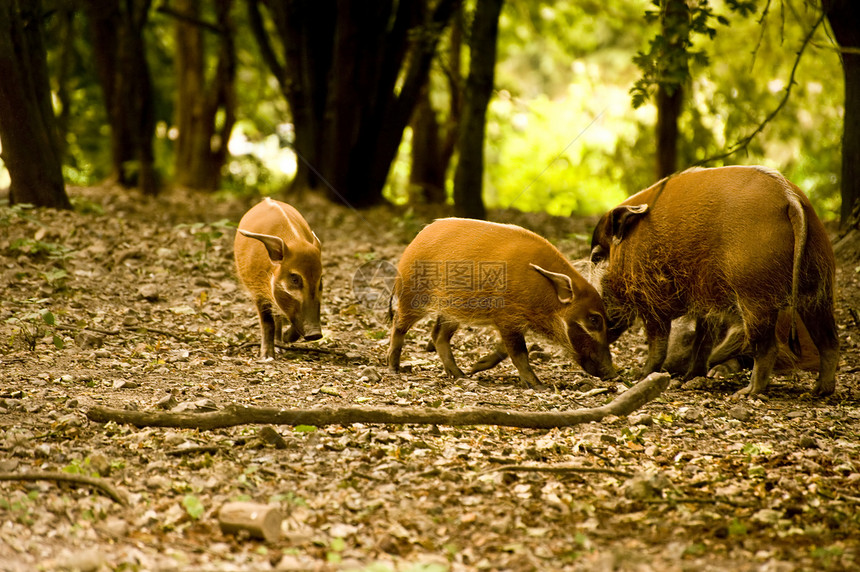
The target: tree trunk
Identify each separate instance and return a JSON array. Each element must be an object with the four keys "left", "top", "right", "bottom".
[
  {"left": 247, "top": 0, "right": 458, "bottom": 208},
  {"left": 655, "top": 83, "right": 683, "bottom": 180},
  {"left": 84, "top": 0, "right": 158, "bottom": 195},
  {"left": 51, "top": 5, "right": 76, "bottom": 162},
  {"left": 172, "top": 0, "right": 236, "bottom": 191},
  {"left": 654, "top": 0, "right": 689, "bottom": 181},
  {"left": 409, "top": 87, "right": 448, "bottom": 204},
  {"left": 453, "top": 0, "right": 504, "bottom": 220},
  {"left": 408, "top": 5, "right": 463, "bottom": 205},
  {"left": 822, "top": 0, "right": 860, "bottom": 229},
  {"left": 247, "top": 0, "right": 335, "bottom": 195},
  {"left": 0, "top": 0, "right": 71, "bottom": 209}
]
